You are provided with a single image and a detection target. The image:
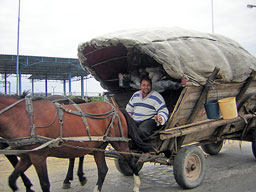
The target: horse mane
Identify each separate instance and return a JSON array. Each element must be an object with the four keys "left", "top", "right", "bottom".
[
  {"left": 0, "top": 91, "right": 45, "bottom": 101},
  {"left": 120, "top": 108, "right": 152, "bottom": 152},
  {"left": 46, "top": 95, "right": 86, "bottom": 105},
  {"left": 0, "top": 91, "right": 28, "bottom": 99}
]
